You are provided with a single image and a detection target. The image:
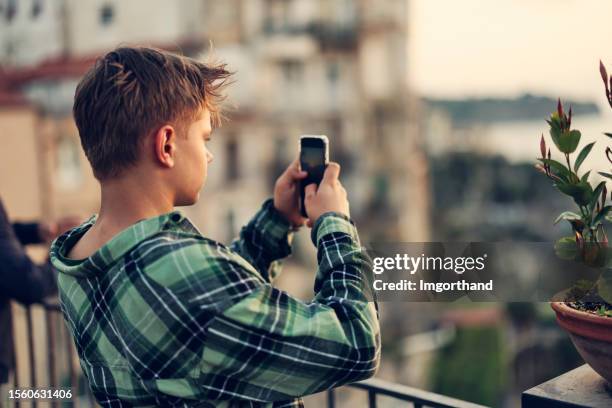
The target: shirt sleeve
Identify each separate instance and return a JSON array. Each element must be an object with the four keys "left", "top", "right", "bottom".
[
  {"left": 13, "top": 222, "right": 43, "bottom": 245},
  {"left": 0, "top": 202, "right": 56, "bottom": 304},
  {"left": 197, "top": 212, "right": 380, "bottom": 402},
  {"left": 229, "top": 199, "right": 294, "bottom": 283}
]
